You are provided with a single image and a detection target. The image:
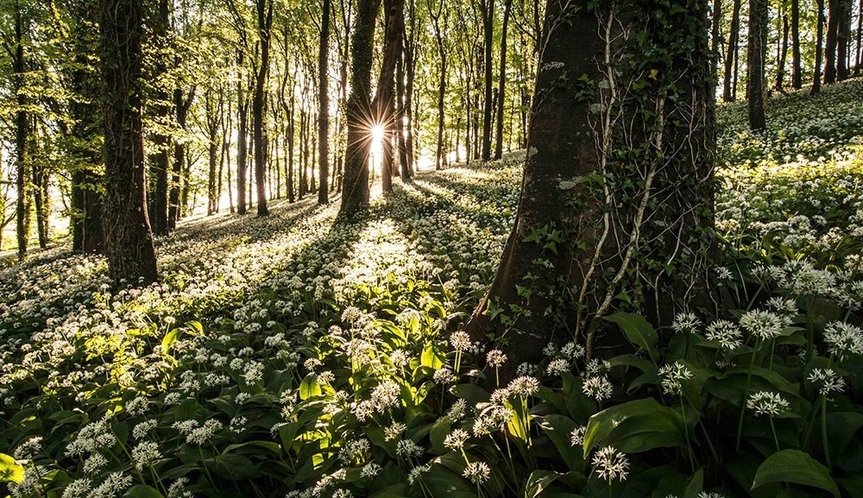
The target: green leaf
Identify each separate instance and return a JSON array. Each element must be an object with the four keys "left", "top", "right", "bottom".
[
  {"left": 0, "top": 453, "right": 25, "bottom": 484},
  {"left": 583, "top": 398, "right": 683, "bottom": 455},
  {"left": 538, "top": 415, "right": 583, "bottom": 471},
  {"left": 751, "top": 449, "right": 840, "bottom": 497},
  {"left": 299, "top": 374, "right": 322, "bottom": 400},
  {"left": 421, "top": 342, "right": 444, "bottom": 370},
  {"left": 682, "top": 468, "right": 703, "bottom": 498},
  {"left": 123, "top": 485, "right": 165, "bottom": 498},
  {"left": 604, "top": 313, "right": 658, "bottom": 362}
]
